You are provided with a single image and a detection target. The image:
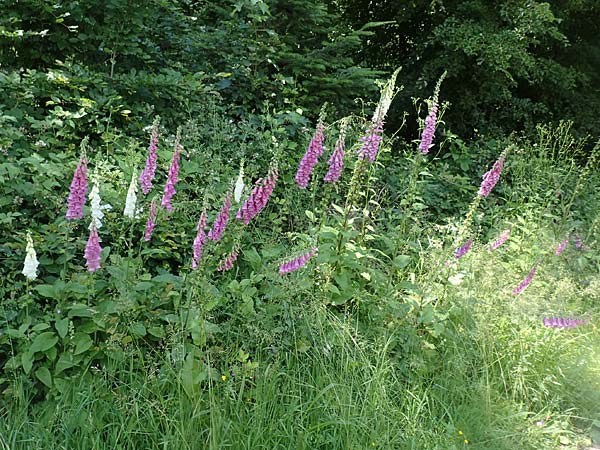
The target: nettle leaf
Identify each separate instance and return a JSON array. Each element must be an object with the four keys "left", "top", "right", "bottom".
[
  {"left": 35, "top": 366, "right": 52, "bottom": 388},
  {"left": 30, "top": 332, "right": 58, "bottom": 353}
]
